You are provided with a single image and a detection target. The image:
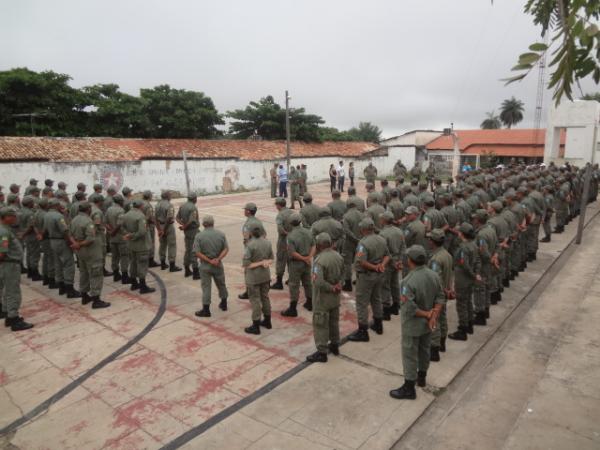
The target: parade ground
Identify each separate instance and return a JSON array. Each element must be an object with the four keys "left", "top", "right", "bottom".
[{"left": 1, "top": 180, "right": 600, "bottom": 450}]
